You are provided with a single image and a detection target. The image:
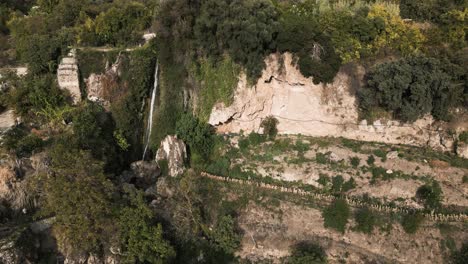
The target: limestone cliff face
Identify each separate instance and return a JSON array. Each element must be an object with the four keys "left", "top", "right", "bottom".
[{"left": 209, "top": 53, "right": 457, "bottom": 152}]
